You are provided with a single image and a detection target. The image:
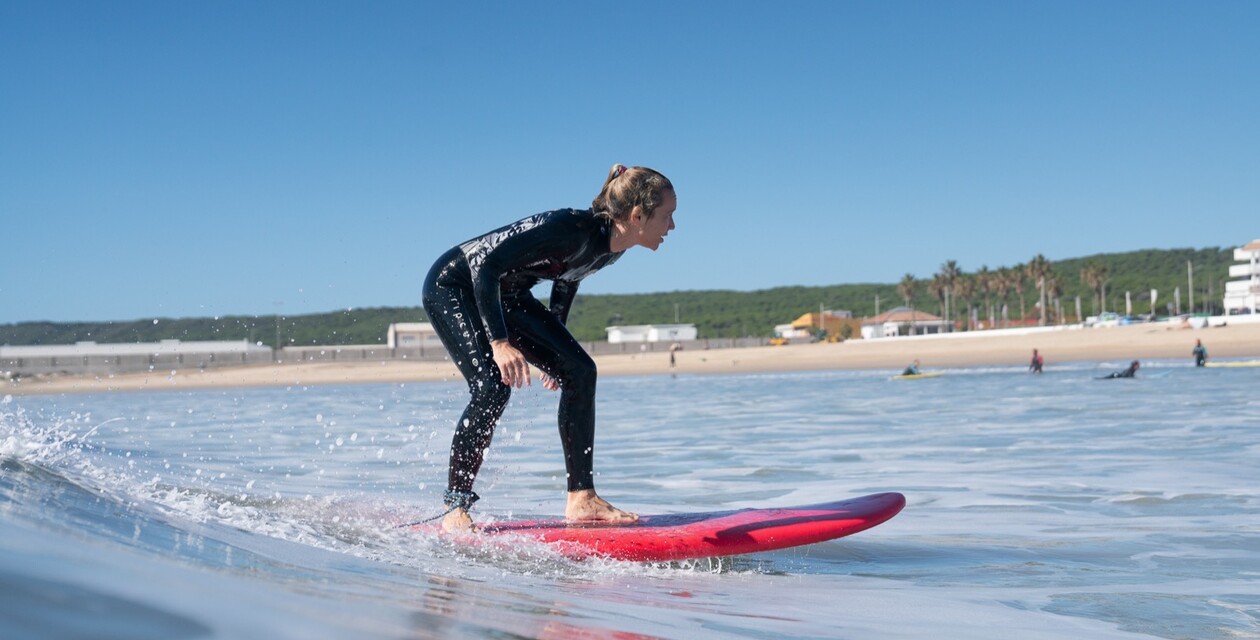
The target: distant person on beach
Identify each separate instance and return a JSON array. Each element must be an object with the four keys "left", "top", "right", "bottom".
[
  {"left": 1029, "top": 349, "right": 1044, "bottom": 374},
  {"left": 422, "top": 164, "right": 676, "bottom": 532},
  {"left": 1102, "top": 360, "right": 1140, "bottom": 379},
  {"left": 1192, "top": 340, "right": 1208, "bottom": 367},
  {"left": 902, "top": 359, "right": 921, "bottom": 376}
]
